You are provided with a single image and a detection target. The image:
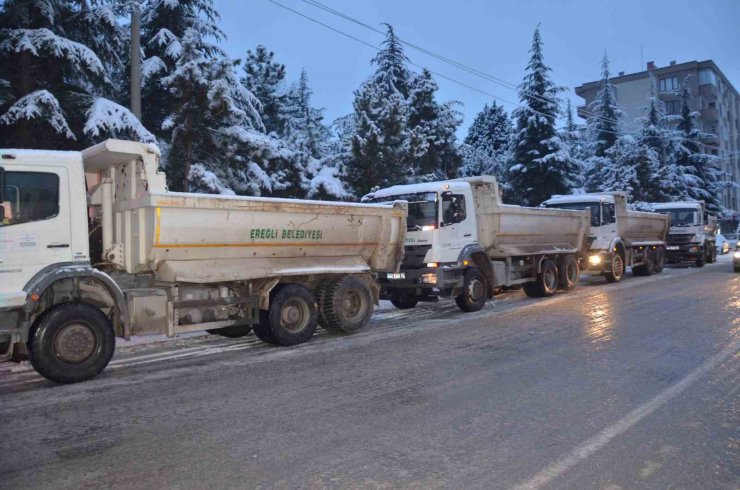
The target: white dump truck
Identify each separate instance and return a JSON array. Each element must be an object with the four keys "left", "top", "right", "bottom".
[
  {"left": 363, "top": 176, "right": 591, "bottom": 312},
  {"left": 650, "top": 201, "right": 717, "bottom": 267},
  {"left": 543, "top": 192, "right": 669, "bottom": 282},
  {"left": 0, "top": 139, "right": 406, "bottom": 383}
]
